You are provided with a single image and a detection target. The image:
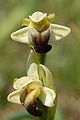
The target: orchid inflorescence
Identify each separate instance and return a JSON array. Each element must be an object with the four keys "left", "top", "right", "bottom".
[{"left": 7, "top": 11, "right": 71, "bottom": 119}]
